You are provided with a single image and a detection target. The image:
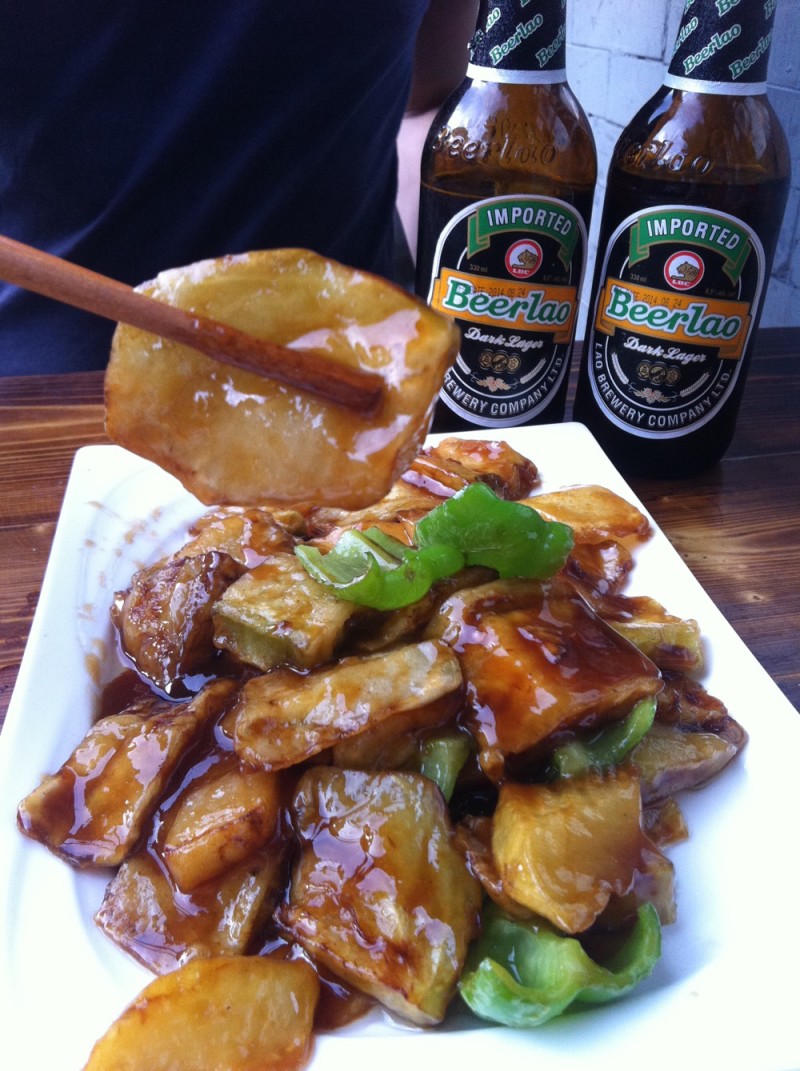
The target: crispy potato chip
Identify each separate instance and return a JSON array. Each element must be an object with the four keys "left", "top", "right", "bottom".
[{"left": 105, "top": 249, "right": 460, "bottom": 509}]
